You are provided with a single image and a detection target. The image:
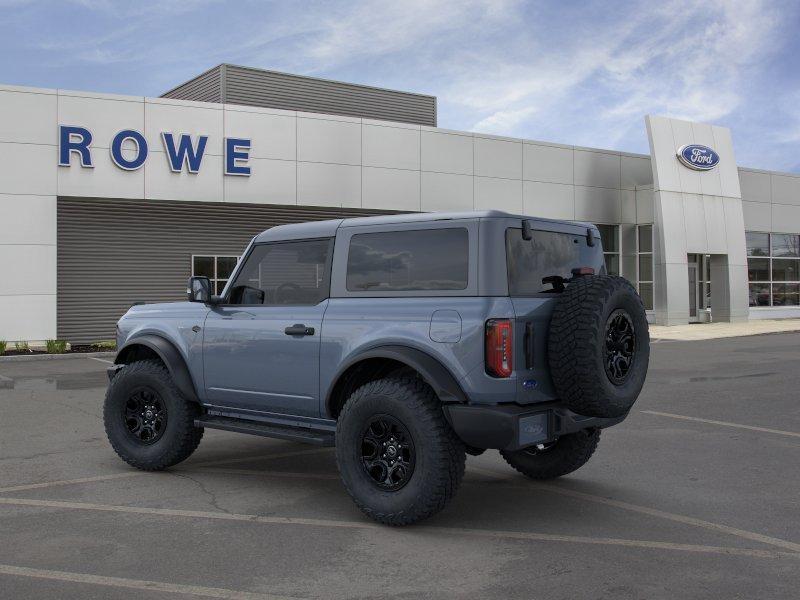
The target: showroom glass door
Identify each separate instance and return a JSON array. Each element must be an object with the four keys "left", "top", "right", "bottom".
[{"left": 688, "top": 255, "right": 700, "bottom": 323}]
